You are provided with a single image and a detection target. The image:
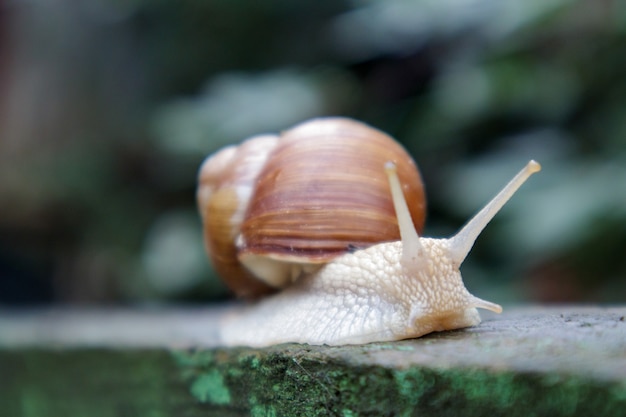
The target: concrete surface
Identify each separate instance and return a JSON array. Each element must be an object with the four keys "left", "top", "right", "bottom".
[{"left": 1, "top": 305, "right": 625, "bottom": 416}]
